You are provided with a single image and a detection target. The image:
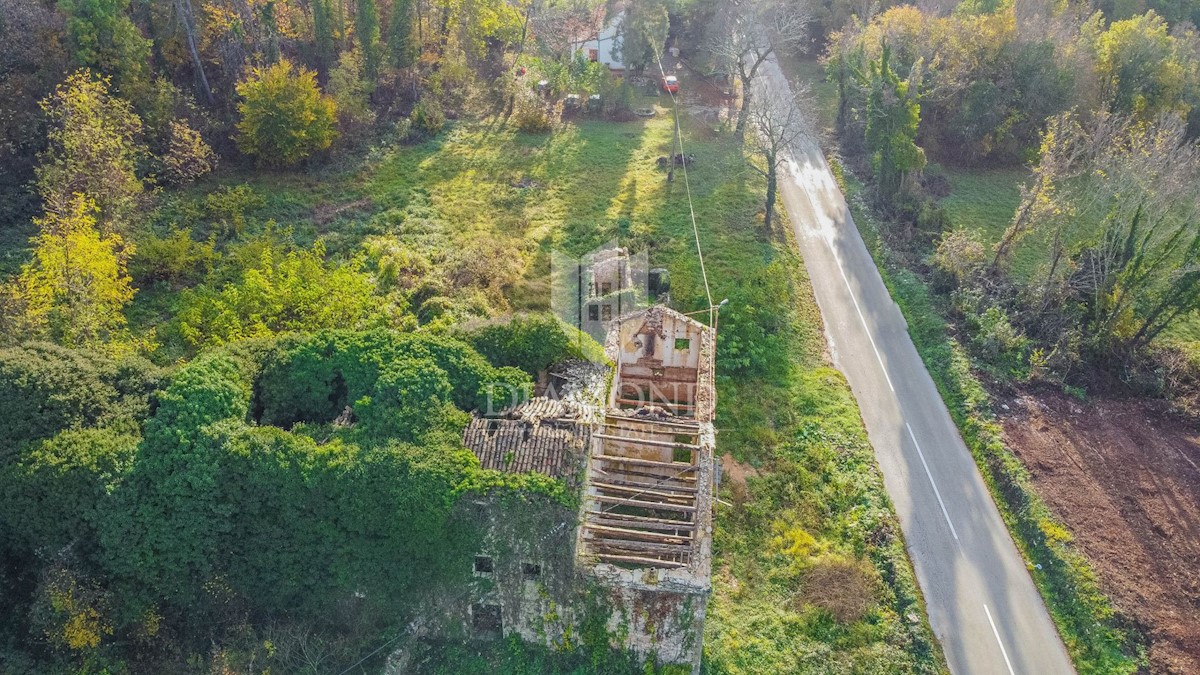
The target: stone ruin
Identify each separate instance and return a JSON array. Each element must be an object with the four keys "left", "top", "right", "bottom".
[{"left": 456, "top": 305, "right": 716, "bottom": 673}]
